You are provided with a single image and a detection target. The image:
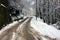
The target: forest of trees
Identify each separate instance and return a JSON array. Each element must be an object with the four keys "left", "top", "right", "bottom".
[
  {"left": 37, "top": 0, "right": 60, "bottom": 24},
  {"left": 0, "top": 0, "right": 60, "bottom": 29},
  {"left": 0, "top": 0, "right": 24, "bottom": 29}
]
